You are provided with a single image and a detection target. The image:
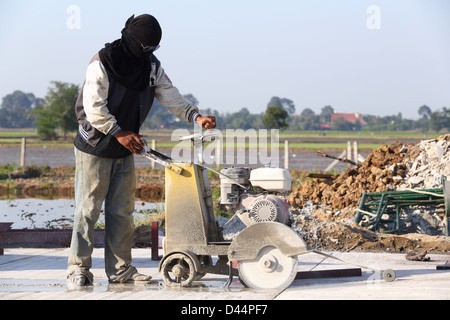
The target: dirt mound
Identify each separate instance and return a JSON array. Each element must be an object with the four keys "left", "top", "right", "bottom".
[
  {"left": 288, "top": 135, "right": 450, "bottom": 253},
  {"left": 290, "top": 141, "right": 419, "bottom": 210}
]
